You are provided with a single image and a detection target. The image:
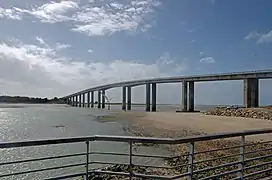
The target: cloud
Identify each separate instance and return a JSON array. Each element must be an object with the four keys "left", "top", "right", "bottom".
[
  {"left": 0, "top": 38, "right": 187, "bottom": 98},
  {"left": 0, "top": 7, "right": 23, "bottom": 20},
  {"left": 71, "top": 0, "right": 161, "bottom": 36},
  {"left": 245, "top": 30, "right": 272, "bottom": 44},
  {"left": 87, "top": 49, "right": 93, "bottom": 53},
  {"left": 200, "top": 57, "right": 215, "bottom": 64},
  {"left": 36, "top": 36, "right": 50, "bottom": 47},
  {"left": 55, "top": 43, "right": 71, "bottom": 50},
  {"left": 244, "top": 32, "right": 261, "bottom": 40},
  {"left": 257, "top": 30, "right": 272, "bottom": 44},
  {"left": 156, "top": 52, "right": 187, "bottom": 73},
  {"left": 2, "top": 0, "right": 161, "bottom": 36},
  {"left": 21, "top": 0, "right": 79, "bottom": 23}
]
